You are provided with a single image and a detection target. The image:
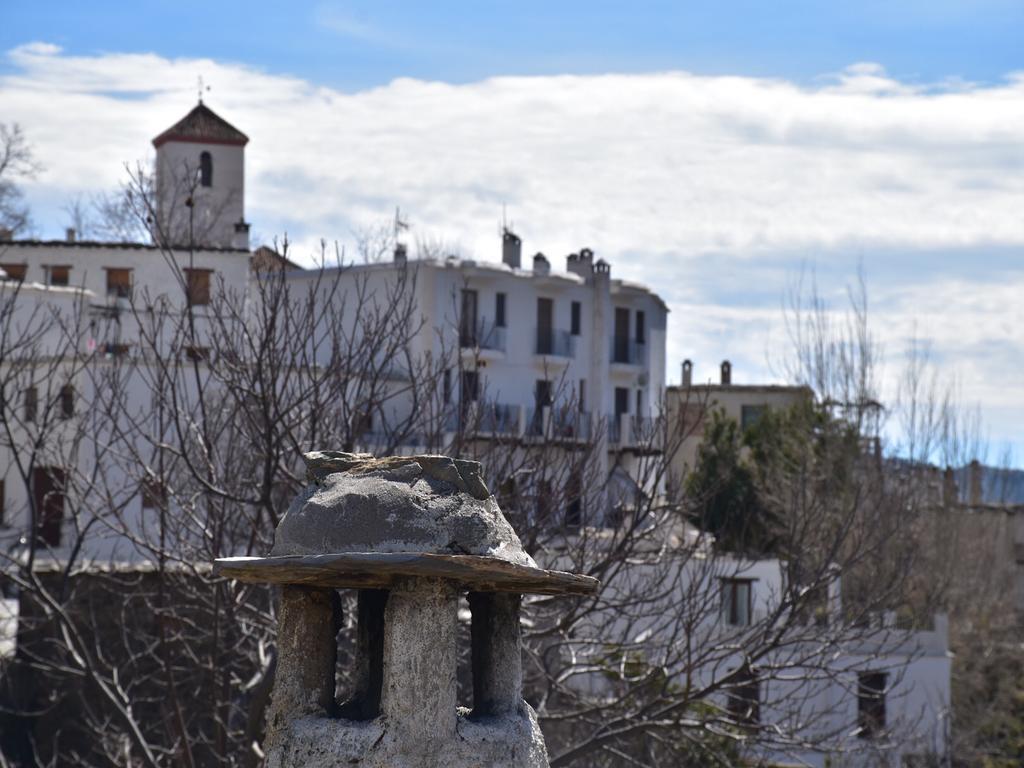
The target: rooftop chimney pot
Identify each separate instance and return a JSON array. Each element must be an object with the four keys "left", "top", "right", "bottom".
[{"left": 502, "top": 229, "right": 521, "bottom": 270}]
